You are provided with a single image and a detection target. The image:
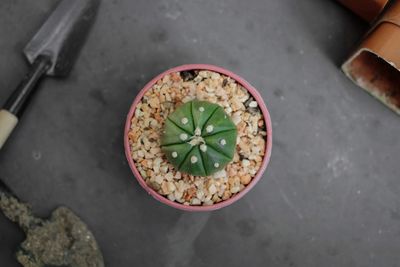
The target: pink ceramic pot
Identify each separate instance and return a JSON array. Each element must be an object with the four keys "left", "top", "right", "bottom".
[{"left": 124, "top": 64, "right": 272, "bottom": 211}]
